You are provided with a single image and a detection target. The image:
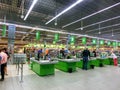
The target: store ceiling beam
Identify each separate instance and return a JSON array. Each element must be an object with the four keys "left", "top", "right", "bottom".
[
  {"left": 86, "top": 23, "right": 120, "bottom": 33},
  {"left": 75, "top": 15, "right": 120, "bottom": 30},
  {"left": 94, "top": 28, "right": 120, "bottom": 35},
  {"left": 0, "top": 21, "right": 119, "bottom": 42},
  {"left": 62, "top": 2, "right": 120, "bottom": 28},
  {"left": 21, "top": 29, "right": 35, "bottom": 41}
]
